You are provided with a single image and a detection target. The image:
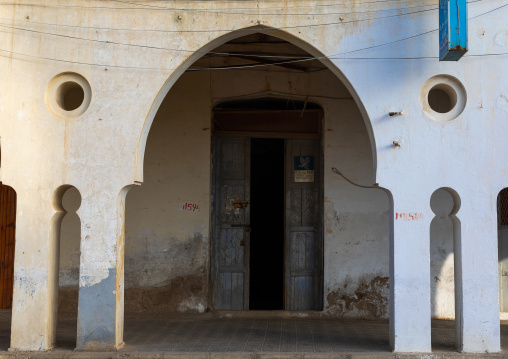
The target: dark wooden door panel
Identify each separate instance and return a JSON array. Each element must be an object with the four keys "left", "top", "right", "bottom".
[
  {"left": 285, "top": 140, "right": 322, "bottom": 311},
  {"left": 0, "top": 183, "right": 16, "bottom": 309},
  {"left": 220, "top": 186, "right": 246, "bottom": 224},
  {"left": 218, "top": 228, "right": 245, "bottom": 267},
  {"left": 290, "top": 276, "right": 314, "bottom": 311},
  {"left": 212, "top": 137, "right": 250, "bottom": 310},
  {"left": 290, "top": 188, "right": 316, "bottom": 227}
]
